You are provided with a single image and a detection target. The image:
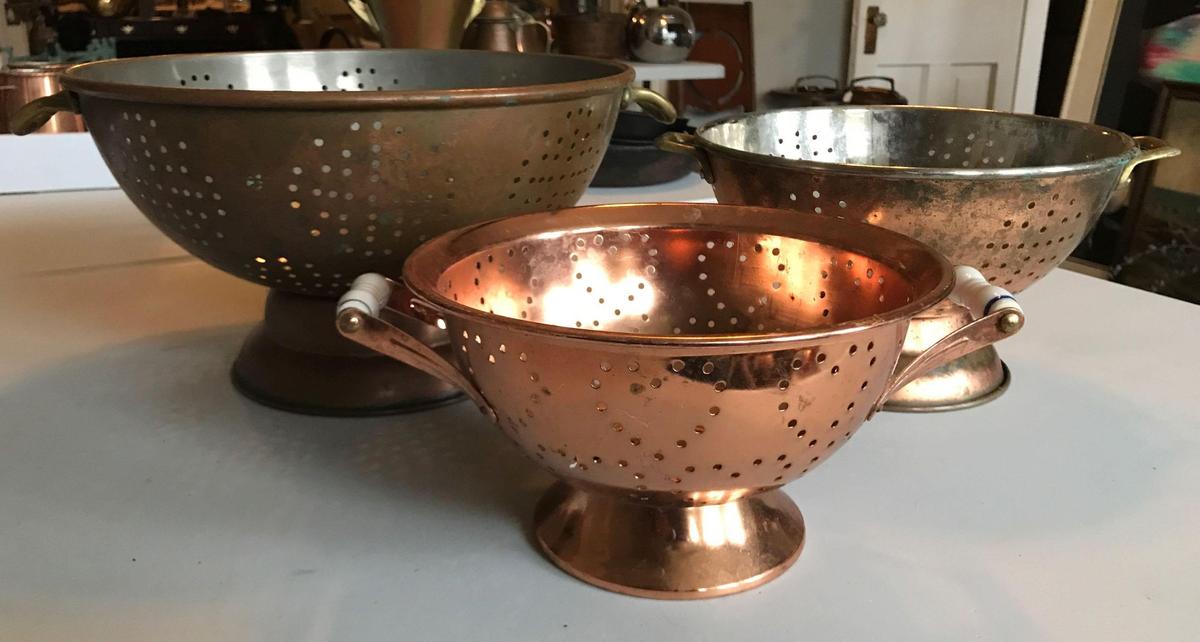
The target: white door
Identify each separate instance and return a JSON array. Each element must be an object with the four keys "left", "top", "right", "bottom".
[{"left": 848, "top": 0, "right": 1048, "bottom": 112}]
